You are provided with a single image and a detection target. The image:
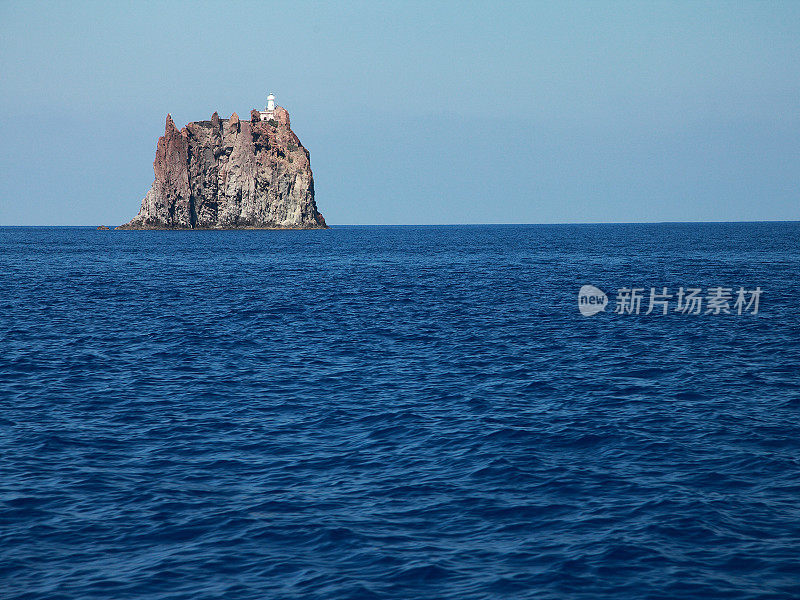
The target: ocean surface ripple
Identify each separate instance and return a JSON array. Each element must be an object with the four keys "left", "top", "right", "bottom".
[{"left": 1, "top": 223, "right": 799, "bottom": 599}]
